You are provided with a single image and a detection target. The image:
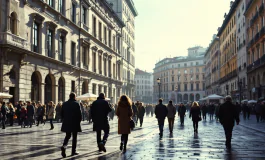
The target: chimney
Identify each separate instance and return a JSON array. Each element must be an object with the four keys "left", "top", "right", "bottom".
[{"left": 230, "top": 1, "right": 234, "bottom": 8}]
